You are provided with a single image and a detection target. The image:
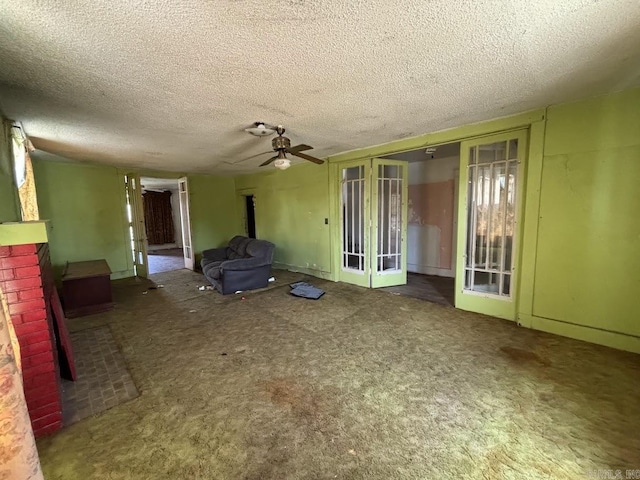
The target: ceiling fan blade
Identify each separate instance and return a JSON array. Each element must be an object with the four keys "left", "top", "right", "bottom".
[
  {"left": 289, "top": 150, "right": 324, "bottom": 164},
  {"left": 229, "top": 150, "right": 273, "bottom": 164},
  {"left": 260, "top": 155, "right": 279, "bottom": 167},
  {"left": 288, "top": 144, "right": 313, "bottom": 154}
]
